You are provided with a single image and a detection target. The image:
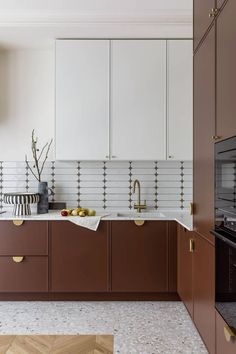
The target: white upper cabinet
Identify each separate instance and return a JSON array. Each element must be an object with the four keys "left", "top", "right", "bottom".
[
  {"left": 55, "top": 39, "right": 193, "bottom": 161},
  {"left": 55, "top": 40, "right": 110, "bottom": 160},
  {"left": 110, "top": 40, "right": 166, "bottom": 160},
  {"left": 167, "top": 40, "right": 193, "bottom": 160}
]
